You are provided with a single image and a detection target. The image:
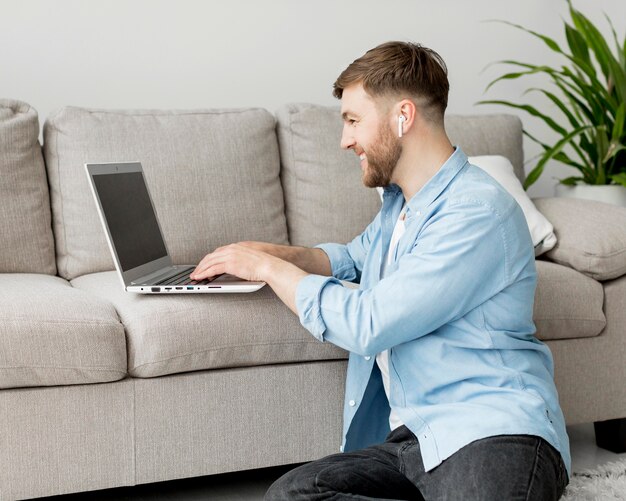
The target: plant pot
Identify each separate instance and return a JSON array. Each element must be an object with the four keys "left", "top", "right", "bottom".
[{"left": 554, "top": 184, "right": 626, "bottom": 208}]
